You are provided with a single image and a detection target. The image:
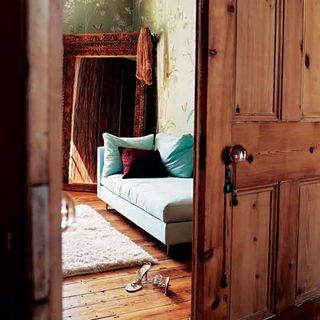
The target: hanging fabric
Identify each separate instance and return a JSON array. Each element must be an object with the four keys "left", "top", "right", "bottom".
[{"left": 136, "top": 27, "right": 153, "bottom": 86}]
